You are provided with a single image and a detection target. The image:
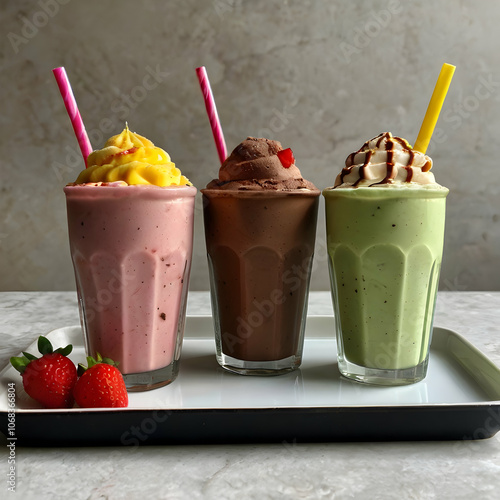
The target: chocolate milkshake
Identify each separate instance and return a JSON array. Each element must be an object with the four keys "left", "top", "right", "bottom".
[{"left": 202, "top": 137, "right": 320, "bottom": 375}]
